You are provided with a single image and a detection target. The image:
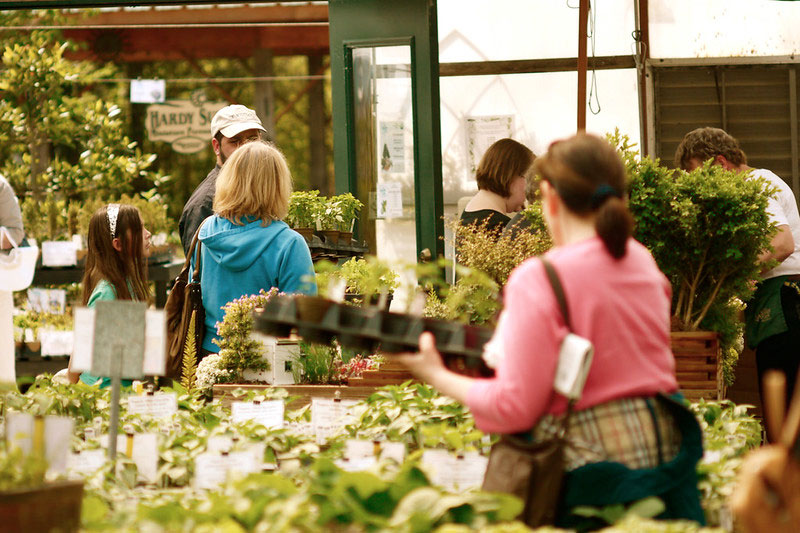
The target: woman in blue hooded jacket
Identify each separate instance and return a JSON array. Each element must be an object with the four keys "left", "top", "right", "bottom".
[{"left": 191, "top": 141, "right": 316, "bottom": 355}]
